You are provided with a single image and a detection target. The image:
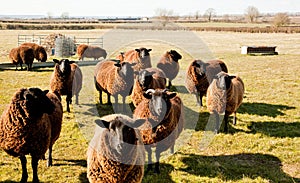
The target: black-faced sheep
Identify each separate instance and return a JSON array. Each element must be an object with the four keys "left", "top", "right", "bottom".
[
  {"left": 9, "top": 46, "right": 34, "bottom": 71},
  {"left": 50, "top": 59, "right": 83, "bottom": 112},
  {"left": 185, "top": 59, "right": 228, "bottom": 107},
  {"left": 87, "top": 114, "right": 145, "bottom": 183},
  {"left": 94, "top": 60, "right": 136, "bottom": 112},
  {"left": 157, "top": 50, "right": 182, "bottom": 88},
  {"left": 133, "top": 89, "right": 184, "bottom": 173},
  {"left": 77, "top": 44, "right": 107, "bottom": 61},
  {"left": 46, "top": 91, "right": 63, "bottom": 167},
  {"left": 21, "top": 42, "right": 47, "bottom": 62},
  {"left": 131, "top": 68, "right": 167, "bottom": 107},
  {"left": 207, "top": 71, "right": 244, "bottom": 133},
  {"left": 123, "top": 48, "right": 152, "bottom": 71},
  {"left": 0, "top": 88, "right": 55, "bottom": 183}
]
